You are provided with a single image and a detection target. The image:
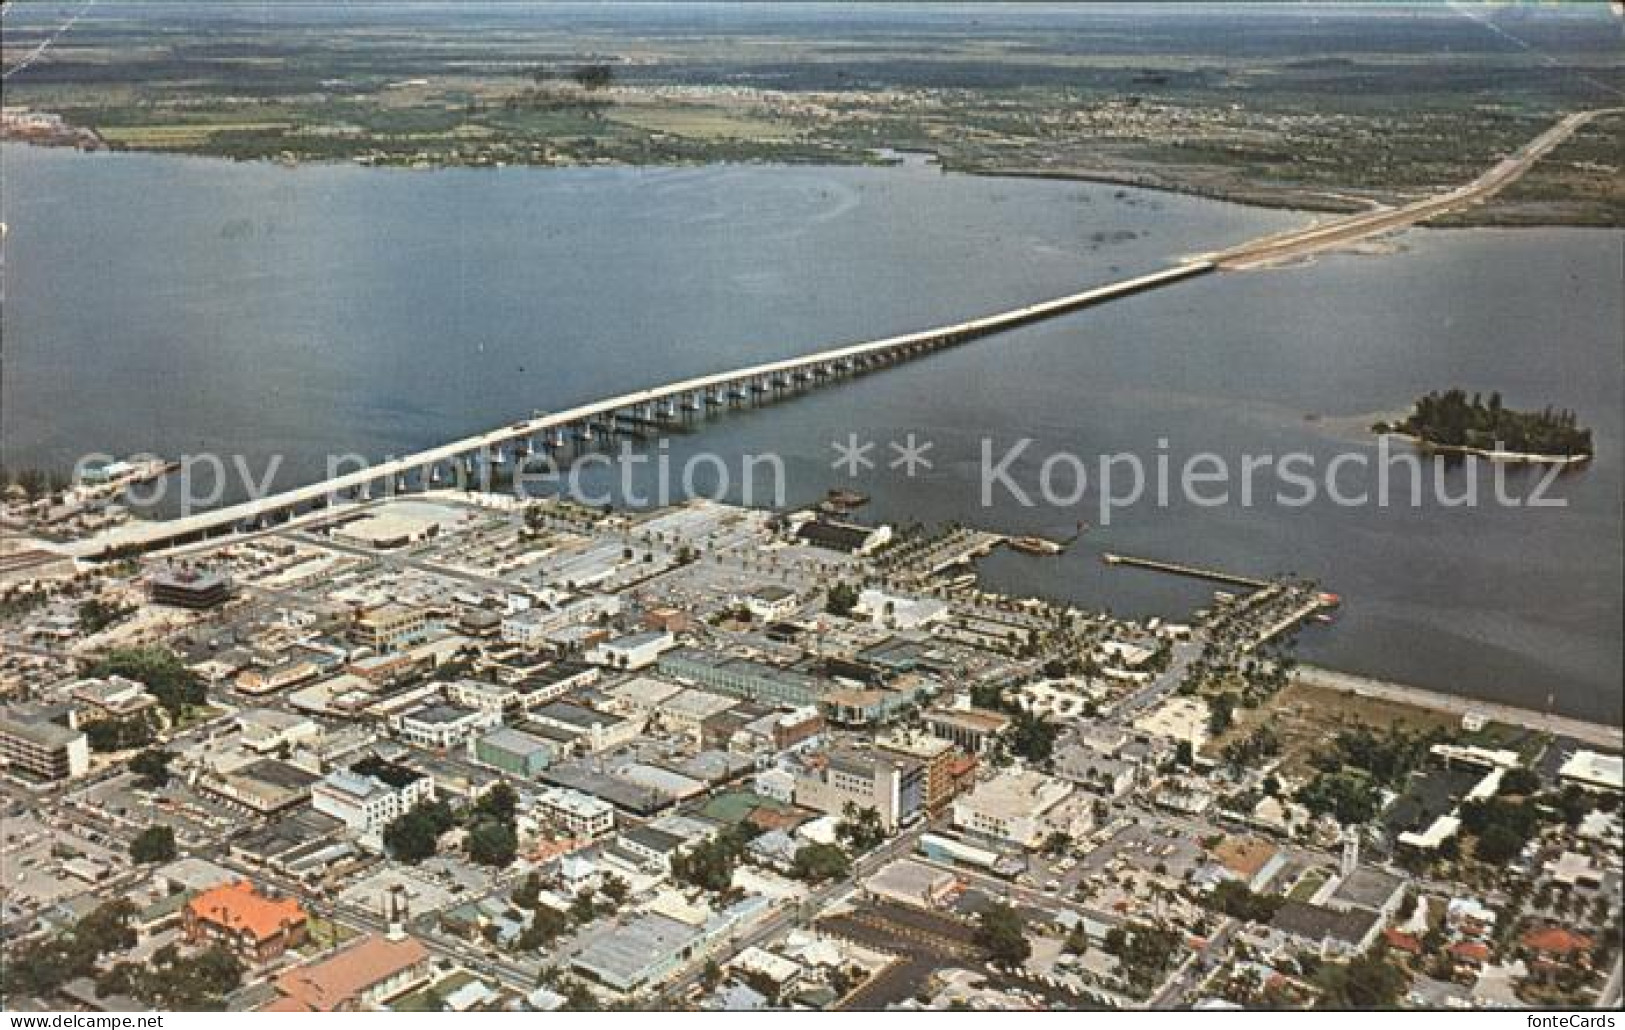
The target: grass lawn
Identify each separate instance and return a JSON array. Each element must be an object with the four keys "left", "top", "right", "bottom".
[
  {"left": 1210, "top": 680, "right": 1459, "bottom": 776},
  {"left": 1288, "top": 869, "right": 1328, "bottom": 902}
]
